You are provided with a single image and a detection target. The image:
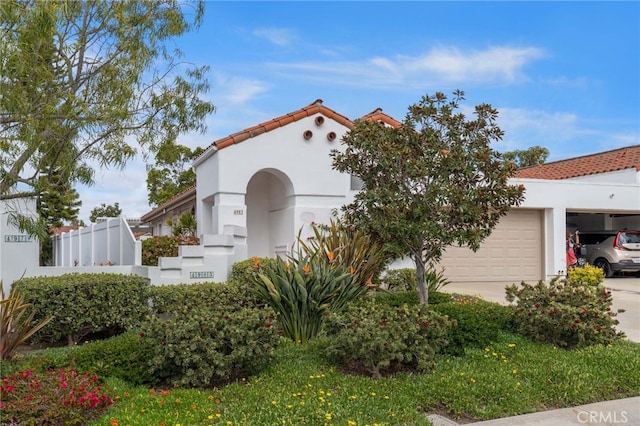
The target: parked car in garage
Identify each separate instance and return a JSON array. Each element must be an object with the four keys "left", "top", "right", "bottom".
[{"left": 579, "top": 230, "right": 640, "bottom": 277}]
